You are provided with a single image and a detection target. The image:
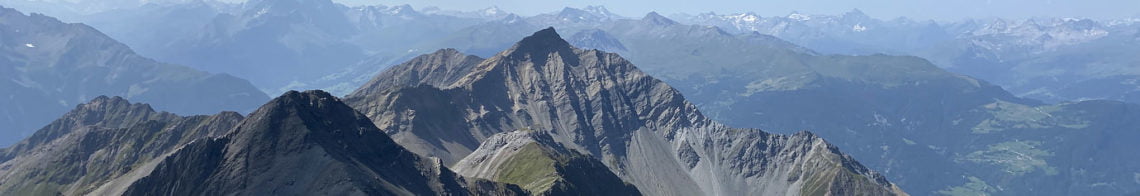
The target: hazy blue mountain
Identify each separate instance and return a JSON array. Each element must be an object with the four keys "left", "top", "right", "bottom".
[
  {"left": 0, "top": 6, "right": 267, "bottom": 147},
  {"left": 422, "top": 6, "right": 514, "bottom": 21},
  {"left": 152, "top": 0, "right": 365, "bottom": 91},
  {"left": 303, "top": 13, "right": 541, "bottom": 96},
  {"left": 526, "top": 6, "right": 623, "bottom": 29},
  {"left": 0, "top": 0, "right": 168, "bottom": 20},
  {"left": 3, "top": 0, "right": 496, "bottom": 94},
  {"left": 675, "top": 9, "right": 953, "bottom": 55},
  {"left": 346, "top": 28, "right": 906, "bottom": 195},
  {"left": 681, "top": 11, "right": 1140, "bottom": 105},
  {"left": 77, "top": 1, "right": 232, "bottom": 60},
  {"left": 919, "top": 21, "right": 1140, "bottom": 104},
  {"left": 567, "top": 29, "right": 627, "bottom": 52}
]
